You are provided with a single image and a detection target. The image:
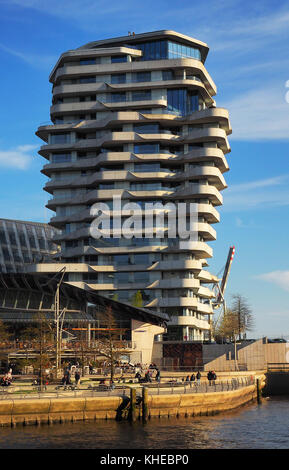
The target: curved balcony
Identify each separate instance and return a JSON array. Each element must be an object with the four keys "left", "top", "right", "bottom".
[
  {"left": 197, "top": 269, "right": 218, "bottom": 283},
  {"left": 197, "top": 286, "right": 215, "bottom": 298},
  {"left": 49, "top": 46, "right": 143, "bottom": 82},
  {"left": 151, "top": 297, "right": 213, "bottom": 312},
  {"left": 197, "top": 204, "right": 220, "bottom": 223},
  {"left": 52, "top": 58, "right": 216, "bottom": 96},
  {"left": 172, "top": 183, "right": 223, "bottom": 206},
  {"left": 169, "top": 315, "right": 211, "bottom": 330},
  {"left": 37, "top": 107, "right": 231, "bottom": 143},
  {"left": 50, "top": 97, "right": 167, "bottom": 118},
  {"left": 52, "top": 78, "right": 213, "bottom": 106},
  {"left": 197, "top": 222, "right": 216, "bottom": 241},
  {"left": 44, "top": 166, "right": 226, "bottom": 193}
]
